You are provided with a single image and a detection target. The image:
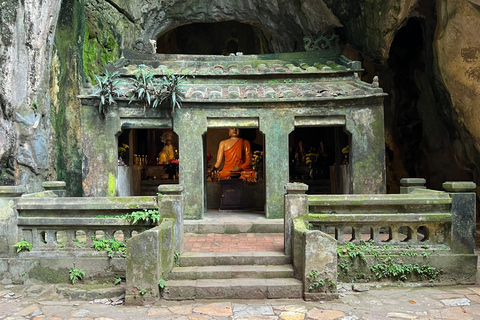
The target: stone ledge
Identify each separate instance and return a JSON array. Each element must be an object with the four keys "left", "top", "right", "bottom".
[
  {"left": 443, "top": 181, "right": 476, "bottom": 192},
  {"left": 0, "top": 186, "right": 26, "bottom": 197}
]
